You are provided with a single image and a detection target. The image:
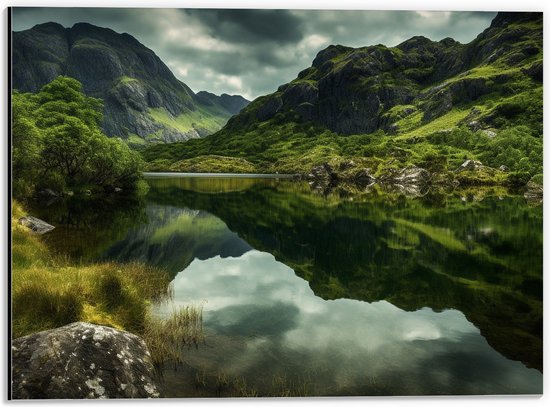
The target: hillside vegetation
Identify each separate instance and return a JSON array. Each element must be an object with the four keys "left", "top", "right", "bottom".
[{"left": 143, "top": 12, "right": 542, "bottom": 186}]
